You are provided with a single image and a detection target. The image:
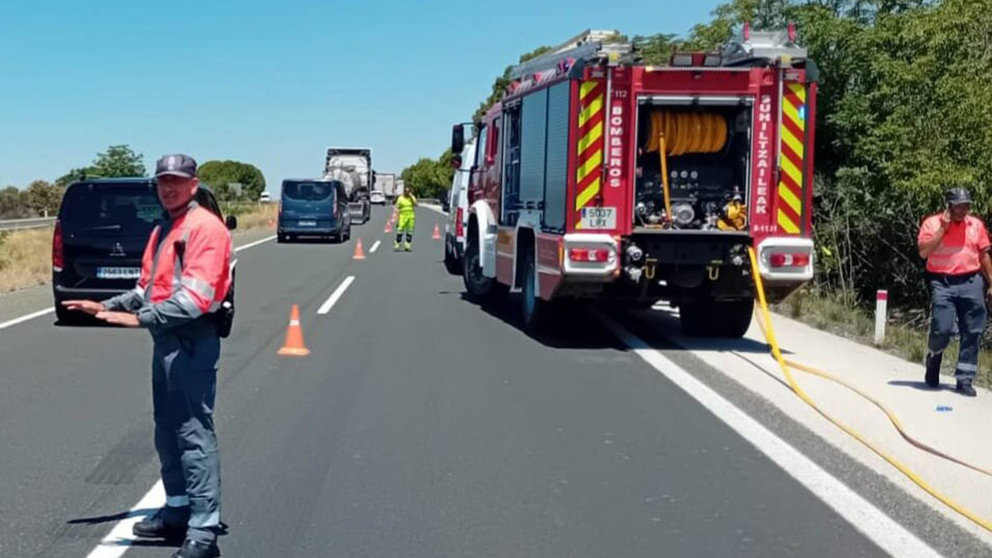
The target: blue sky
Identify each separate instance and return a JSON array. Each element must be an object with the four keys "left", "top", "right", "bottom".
[{"left": 0, "top": 0, "right": 721, "bottom": 192}]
